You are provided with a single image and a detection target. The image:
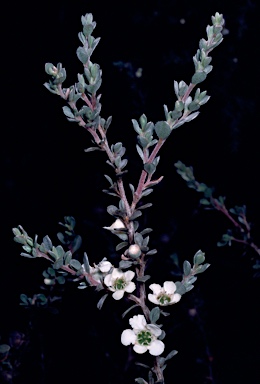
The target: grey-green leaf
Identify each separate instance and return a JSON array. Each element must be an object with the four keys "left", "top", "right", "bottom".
[
  {"left": 70, "top": 259, "right": 82, "bottom": 270},
  {"left": 192, "top": 71, "right": 207, "bottom": 84},
  {"left": 62, "top": 106, "right": 74, "bottom": 119},
  {"left": 155, "top": 121, "right": 171, "bottom": 139},
  {"left": 183, "top": 260, "right": 191, "bottom": 276},
  {"left": 97, "top": 293, "right": 109, "bottom": 310},
  {"left": 149, "top": 306, "right": 160, "bottom": 323}
]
